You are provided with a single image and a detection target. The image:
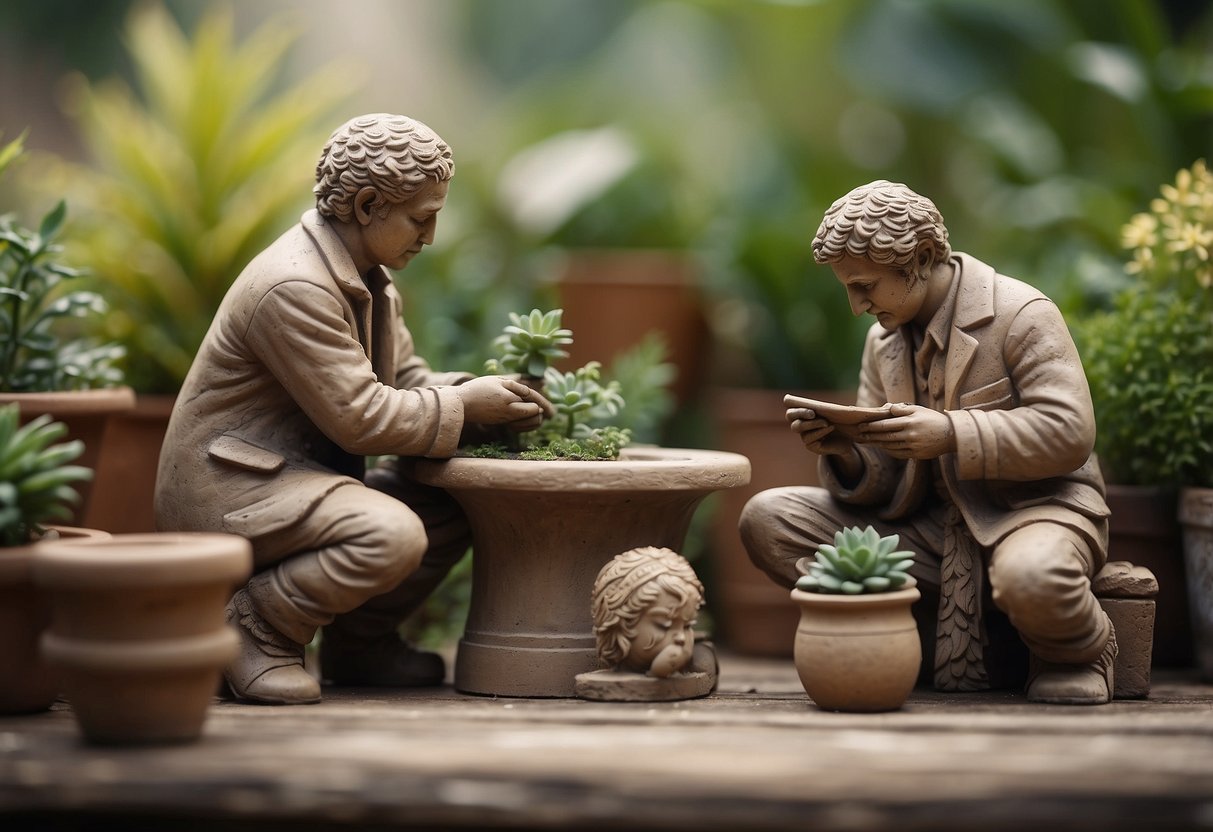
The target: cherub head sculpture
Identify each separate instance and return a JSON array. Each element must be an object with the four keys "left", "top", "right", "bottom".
[{"left": 591, "top": 546, "right": 705, "bottom": 678}]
